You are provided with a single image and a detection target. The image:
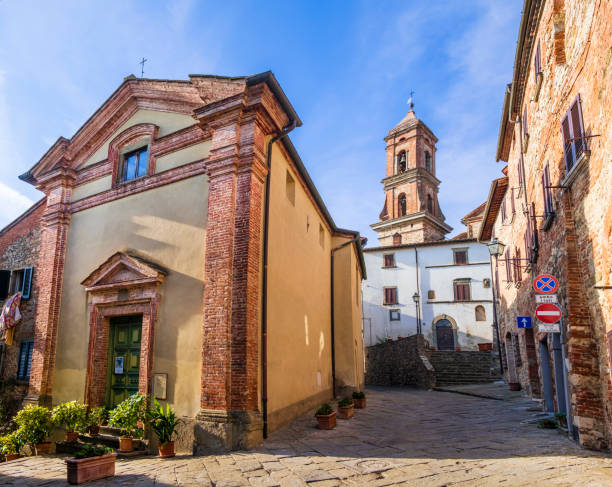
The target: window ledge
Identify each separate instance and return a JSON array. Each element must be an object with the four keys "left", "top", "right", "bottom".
[
  {"left": 541, "top": 211, "right": 556, "bottom": 232},
  {"left": 562, "top": 150, "right": 590, "bottom": 187},
  {"left": 382, "top": 266, "right": 397, "bottom": 269}
]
